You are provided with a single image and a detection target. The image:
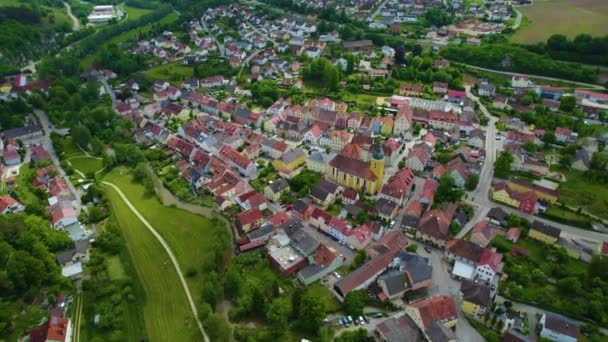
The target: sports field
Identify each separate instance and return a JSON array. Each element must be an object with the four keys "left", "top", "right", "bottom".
[{"left": 513, "top": 0, "right": 608, "bottom": 43}]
